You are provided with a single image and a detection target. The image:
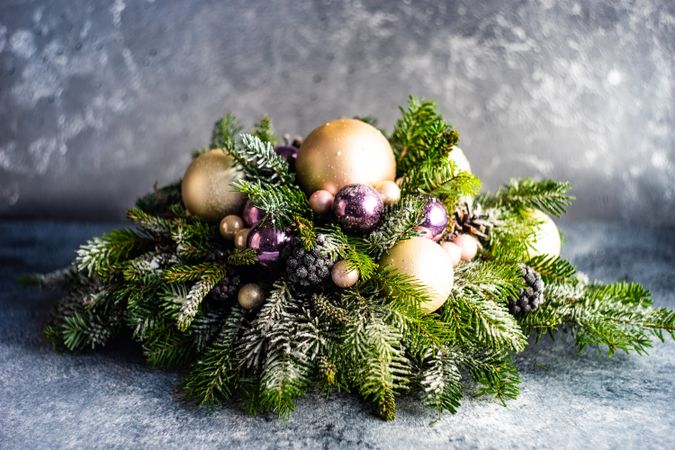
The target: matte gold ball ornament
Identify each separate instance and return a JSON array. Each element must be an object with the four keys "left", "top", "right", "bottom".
[
  {"left": 296, "top": 118, "right": 396, "bottom": 195},
  {"left": 525, "top": 208, "right": 562, "bottom": 258},
  {"left": 380, "top": 237, "right": 454, "bottom": 313},
  {"left": 331, "top": 260, "right": 359, "bottom": 289},
  {"left": 237, "top": 283, "right": 266, "bottom": 310},
  {"left": 181, "top": 150, "right": 246, "bottom": 222}
]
